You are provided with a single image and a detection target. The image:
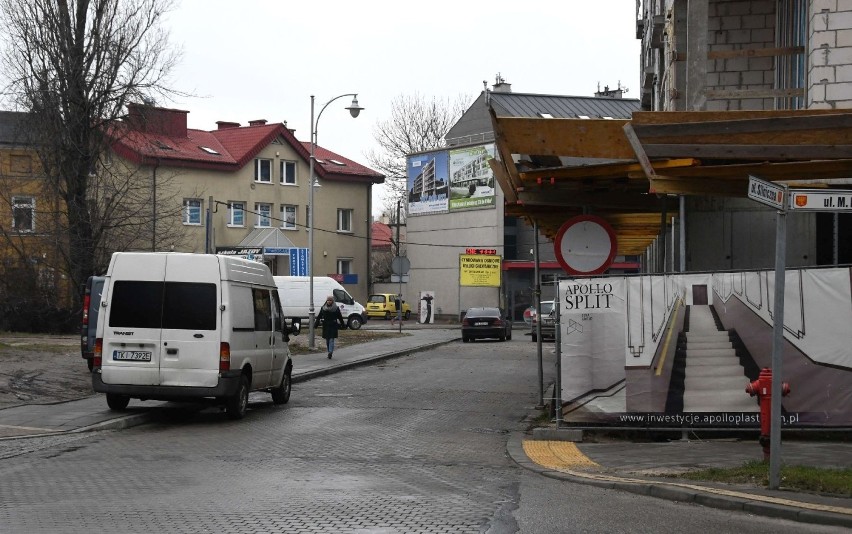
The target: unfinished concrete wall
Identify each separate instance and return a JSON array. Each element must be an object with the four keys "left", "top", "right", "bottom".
[{"left": 808, "top": 0, "right": 852, "bottom": 109}]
